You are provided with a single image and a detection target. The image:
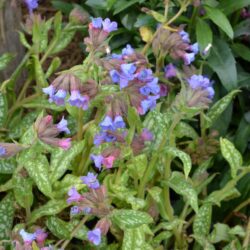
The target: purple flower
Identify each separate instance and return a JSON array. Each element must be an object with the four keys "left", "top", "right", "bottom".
[
  {"left": 35, "top": 229, "right": 47, "bottom": 245},
  {"left": 113, "top": 115, "right": 125, "bottom": 129},
  {"left": 25, "top": 0, "right": 38, "bottom": 14},
  {"left": 183, "top": 52, "right": 195, "bottom": 65},
  {"left": 51, "top": 89, "right": 67, "bottom": 106},
  {"left": 122, "top": 44, "right": 134, "bottom": 56},
  {"left": 56, "top": 117, "right": 70, "bottom": 134},
  {"left": 94, "top": 132, "right": 116, "bottom": 146},
  {"left": 164, "top": 63, "right": 177, "bottom": 78},
  {"left": 70, "top": 206, "right": 81, "bottom": 215},
  {"left": 58, "top": 138, "right": 71, "bottom": 150},
  {"left": 187, "top": 75, "right": 210, "bottom": 89},
  {"left": 146, "top": 78, "right": 160, "bottom": 95},
  {"left": 68, "top": 90, "right": 89, "bottom": 110},
  {"left": 90, "top": 154, "right": 104, "bottom": 170},
  {"left": 67, "top": 187, "right": 82, "bottom": 203},
  {"left": 137, "top": 69, "right": 153, "bottom": 82},
  {"left": 19, "top": 229, "right": 36, "bottom": 245},
  {"left": 87, "top": 228, "right": 101, "bottom": 246},
  {"left": 191, "top": 43, "right": 199, "bottom": 54},
  {"left": 111, "top": 53, "right": 123, "bottom": 59},
  {"left": 206, "top": 86, "right": 215, "bottom": 99},
  {"left": 102, "top": 18, "right": 118, "bottom": 33},
  {"left": 83, "top": 207, "right": 92, "bottom": 214},
  {"left": 0, "top": 146, "right": 6, "bottom": 157},
  {"left": 100, "top": 116, "right": 113, "bottom": 131},
  {"left": 121, "top": 63, "right": 136, "bottom": 75},
  {"left": 91, "top": 17, "right": 103, "bottom": 29},
  {"left": 140, "top": 86, "right": 151, "bottom": 96},
  {"left": 42, "top": 85, "right": 55, "bottom": 99},
  {"left": 140, "top": 95, "right": 159, "bottom": 115},
  {"left": 81, "top": 172, "right": 100, "bottom": 189},
  {"left": 179, "top": 30, "right": 190, "bottom": 43}
]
